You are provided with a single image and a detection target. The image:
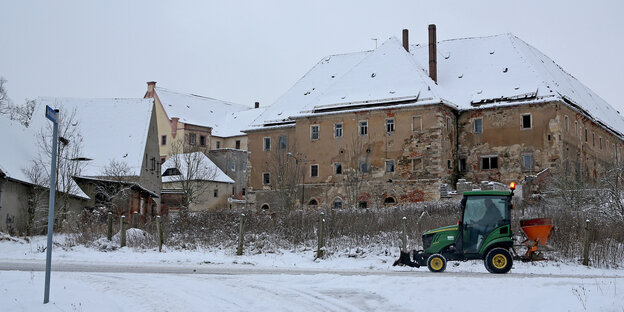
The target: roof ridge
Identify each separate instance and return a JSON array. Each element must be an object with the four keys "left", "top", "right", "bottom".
[{"left": 155, "top": 86, "right": 242, "bottom": 106}]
